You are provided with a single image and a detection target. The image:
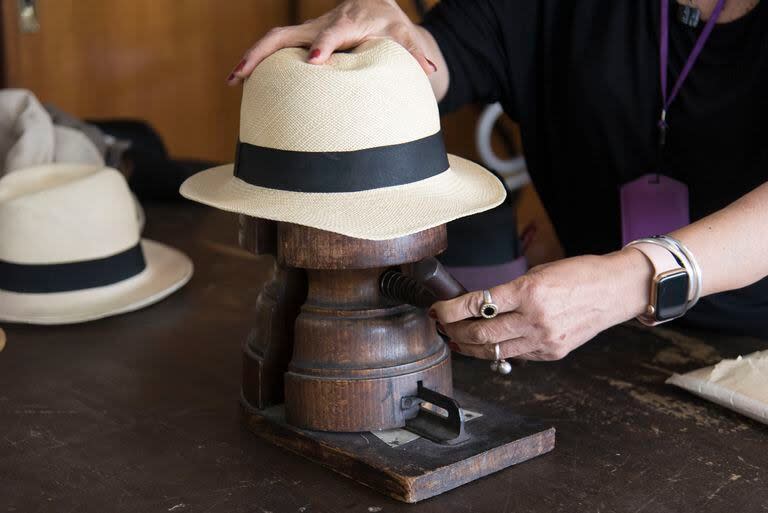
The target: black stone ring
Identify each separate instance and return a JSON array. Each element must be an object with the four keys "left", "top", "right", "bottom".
[{"left": 480, "top": 290, "right": 499, "bottom": 319}]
